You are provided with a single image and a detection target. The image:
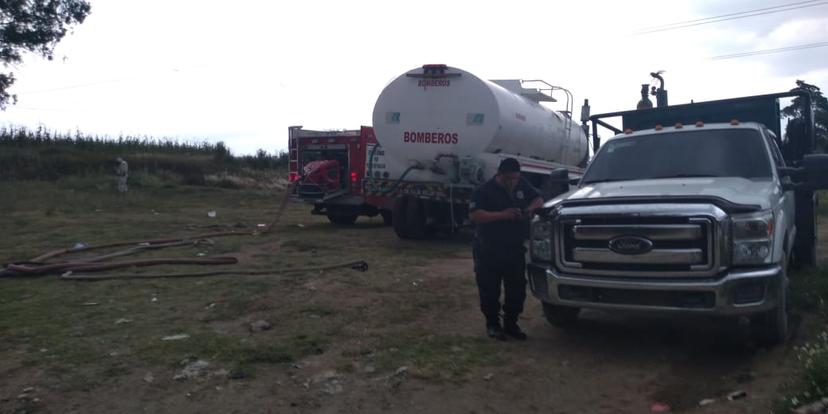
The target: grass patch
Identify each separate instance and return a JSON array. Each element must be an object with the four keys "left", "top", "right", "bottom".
[
  {"left": 791, "top": 267, "right": 828, "bottom": 316},
  {"left": 281, "top": 239, "right": 326, "bottom": 253},
  {"left": 300, "top": 305, "right": 336, "bottom": 317},
  {"left": 780, "top": 328, "right": 828, "bottom": 412},
  {"left": 818, "top": 190, "right": 828, "bottom": 217},
  {"left": 135, "top": 331, "right": 328, "bottom": 367},
  {"left": 373, "top": 335, "right": 501, "bottom": 380}
]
